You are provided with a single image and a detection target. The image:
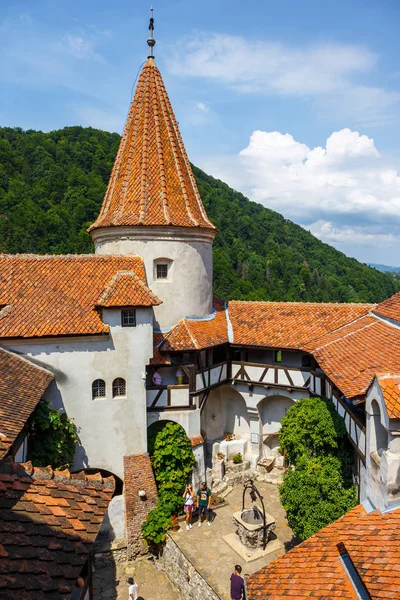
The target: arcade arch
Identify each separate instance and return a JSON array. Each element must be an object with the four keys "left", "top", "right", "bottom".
[
  {"left": 201, "top": 384, "right": 250, "bottom": 443},
  {"left": 257, "top": 394, "right": 295, "bottom": 461}
]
